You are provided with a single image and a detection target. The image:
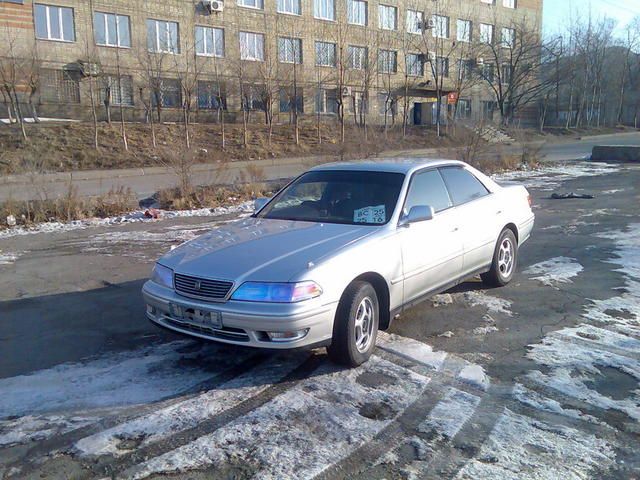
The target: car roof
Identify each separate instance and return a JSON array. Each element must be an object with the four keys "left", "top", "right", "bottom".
[{"left": 309, "top": 158, "right": 466, "bottom": 175}]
